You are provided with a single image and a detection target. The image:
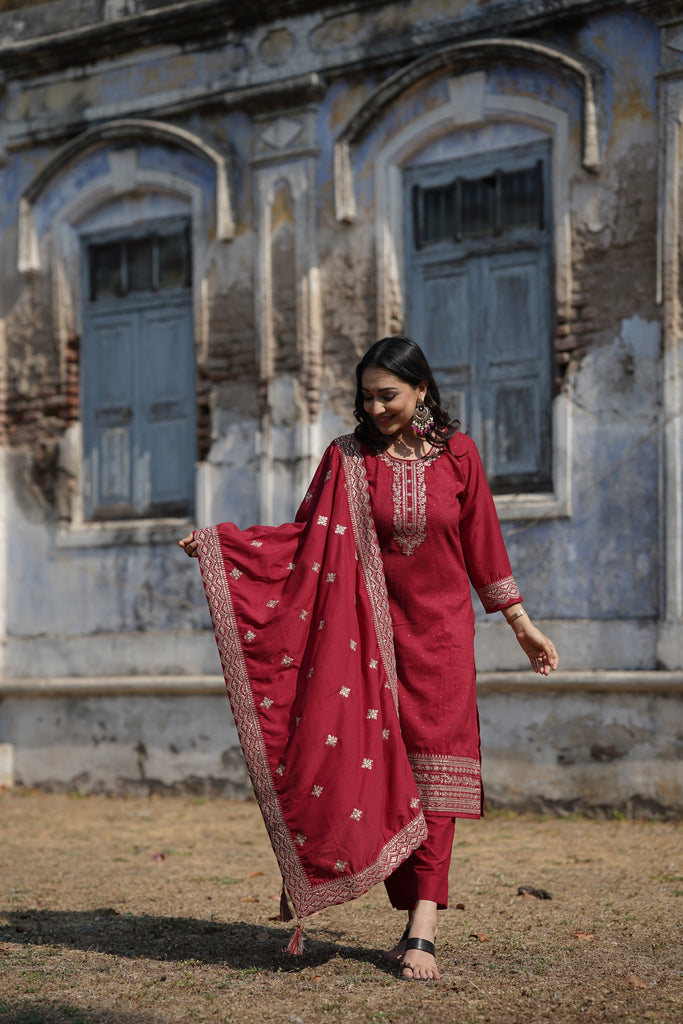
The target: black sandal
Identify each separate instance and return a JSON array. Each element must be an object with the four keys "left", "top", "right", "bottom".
[{"left": 399, "top": 937, "right": 437, "bottom": 980}]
